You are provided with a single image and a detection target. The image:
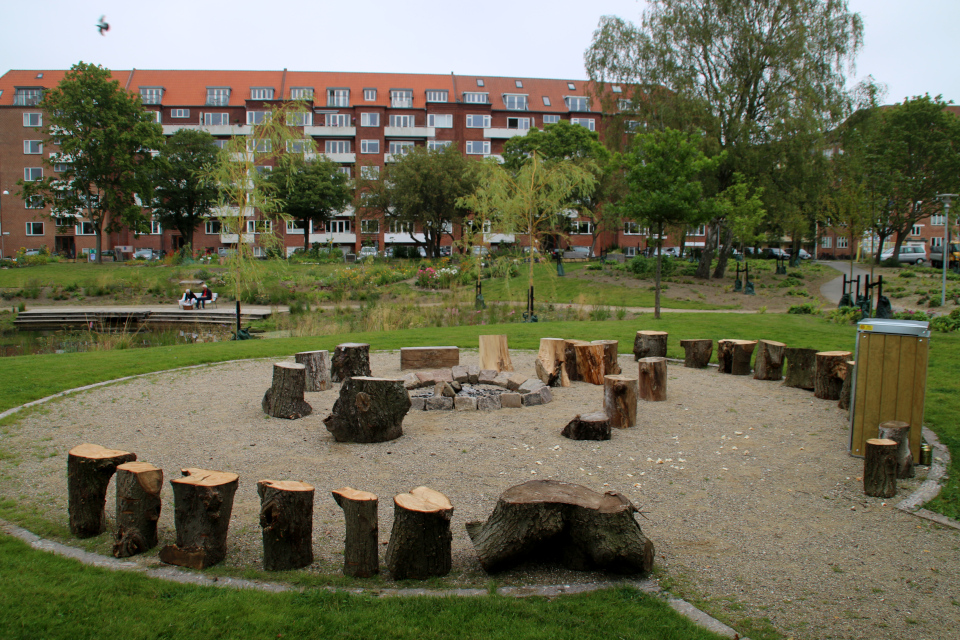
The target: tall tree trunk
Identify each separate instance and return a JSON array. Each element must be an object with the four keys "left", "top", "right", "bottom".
[
  {"left": 712, "top": 225, "right": 733, "bottom": 278},
  {"left": 695, "top": 219, "right": 719, "bottom": 279},
  {"left": 874, "top": 230, "right": 889, "bottom": 264}
]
